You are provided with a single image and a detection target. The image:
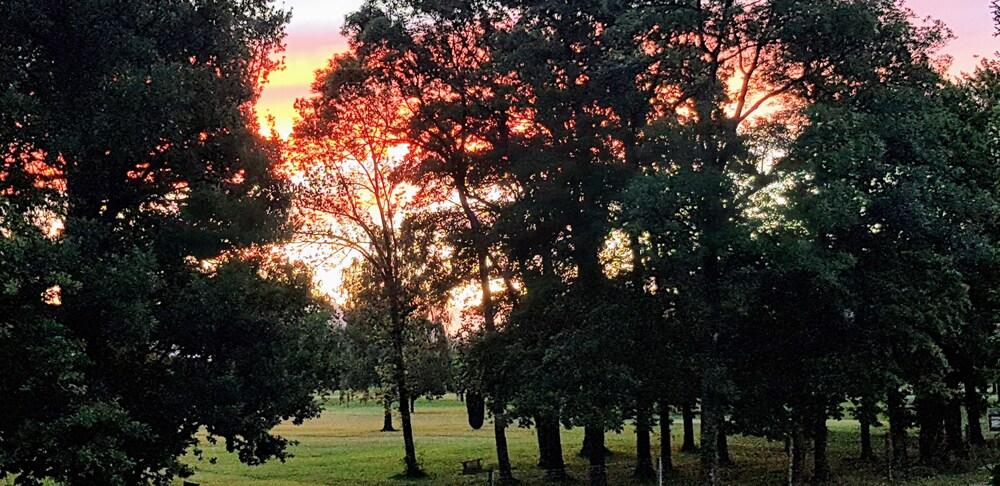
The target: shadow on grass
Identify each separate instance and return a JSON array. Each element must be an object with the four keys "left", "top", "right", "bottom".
[{"left": 389, "top": 470, "right": 430, "bottom": 482}]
